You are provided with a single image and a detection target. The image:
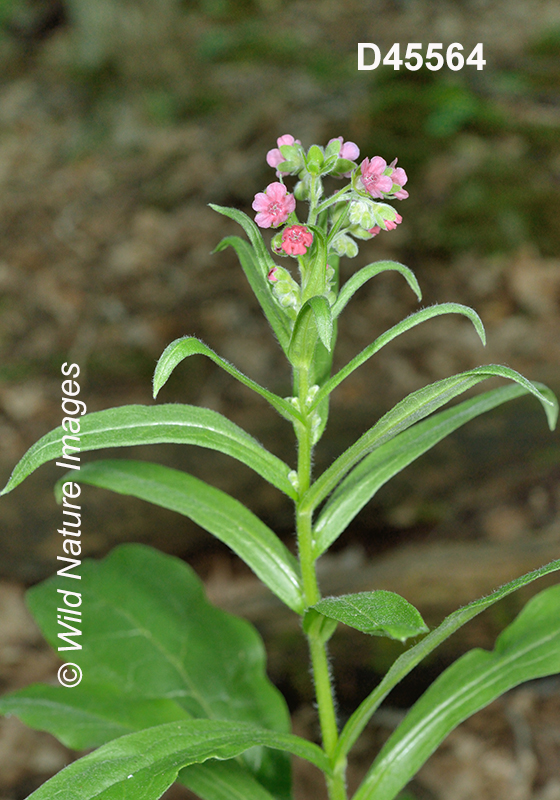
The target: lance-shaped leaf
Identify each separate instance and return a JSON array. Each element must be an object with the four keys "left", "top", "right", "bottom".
[
  {"left": 302, "top": 225, "right": 329, "bottom": 302},
  {"left": 152, "top": 336, "right": 301, "bottom": 423},
  {"left": 0, "top": 404, "right": 296, "bottom": 499},
  {"left": 64, "top": 462, "right": 304, "bottom": 612},
  {"left": 354, "top": 584, "right": 560, "bottom": 800},
  {"left": 309, "top": 303, "right": 486, "bottom": 411},
  {"left": 304, "top": 366, "right": 557, "bottom": 517},
  {"left": 7, "top": 544, "right": 294, "bottom": 798},
  {"left": 288, "top": 296, "right": 334, "bottom": 368},
  {"left": 215, "top": 236, "right": 292, "bottom": 352},
  {"left": 179, "top": 760, "right": 280, "bottom": 800},
  {"left": 311, "top": 592, "right": 428, "bottom": 643},
  {"left": 332, "top": 261, "right": 421, "bottom": 318},
  {"left": 25, "top": 718, "right": 331, "bottom": 800},
  {"left": 209, "top": 204, "right": 277, "bottom": 276},
  {"left": 313, "top": 383, "right": 557, "bottom": 556},
  {"left": 335, "top": 558, "right": 560, "bottom": 763}
]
